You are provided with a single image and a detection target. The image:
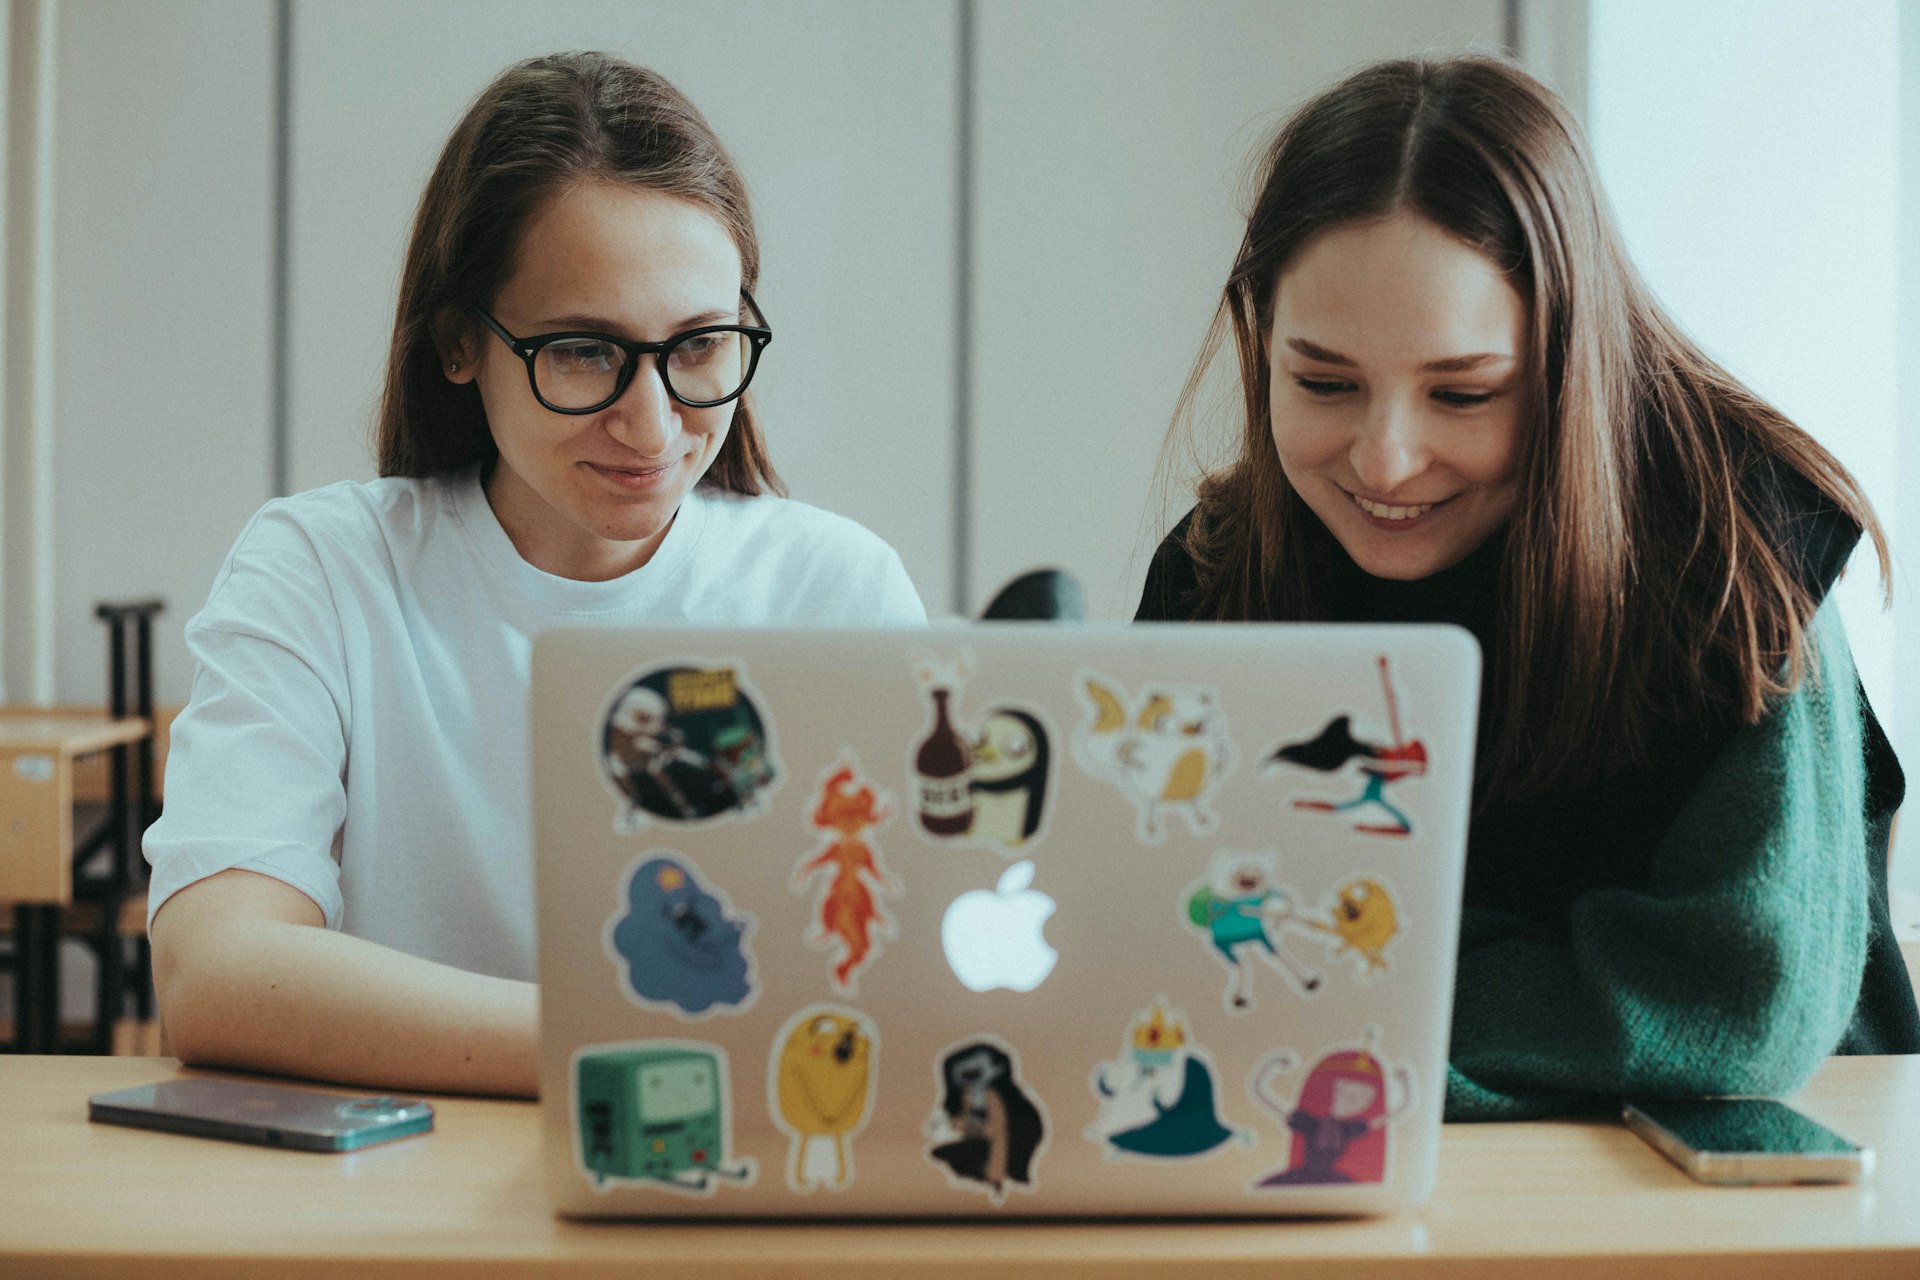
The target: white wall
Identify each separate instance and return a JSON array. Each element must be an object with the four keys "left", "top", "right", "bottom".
[
  {"left": 970, "top": 0, "right": 1506, "bottom": 620},
  {"left": 1587, "top": 0, "right": 1912, "bottom": 889},
  {"left": 49, "top": 0, "right": 276, "bottom": 709}
]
